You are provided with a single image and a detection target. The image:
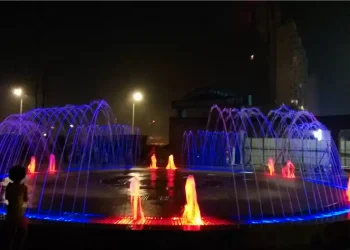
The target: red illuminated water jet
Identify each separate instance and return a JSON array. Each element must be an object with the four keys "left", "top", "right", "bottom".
[
  {"left": 282, "top": 160, "right": 295, "bottom": 178},
  {"left": 149, "top": 154, "right": 158, "bottom": 169},
  {"left": 129, "top": 176, "right": 145, "bottom": 222},
  {"left": 347, "top": 175, "right": 350, "bottom": 202},
  {"left": 267, "top": 158, "right": 275, "bottom": 176},
  {"left": 28, "top": 156, "right": 36, "bottom": 174},
  {"left": 166, "top": 154, "right": 177, "bottom": 170},
  {"left": 48, "top": 154, "right": 56, "bottom": 173},
  {"left": 182, "top": 175, "right": 202, "bottom": 225}
]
